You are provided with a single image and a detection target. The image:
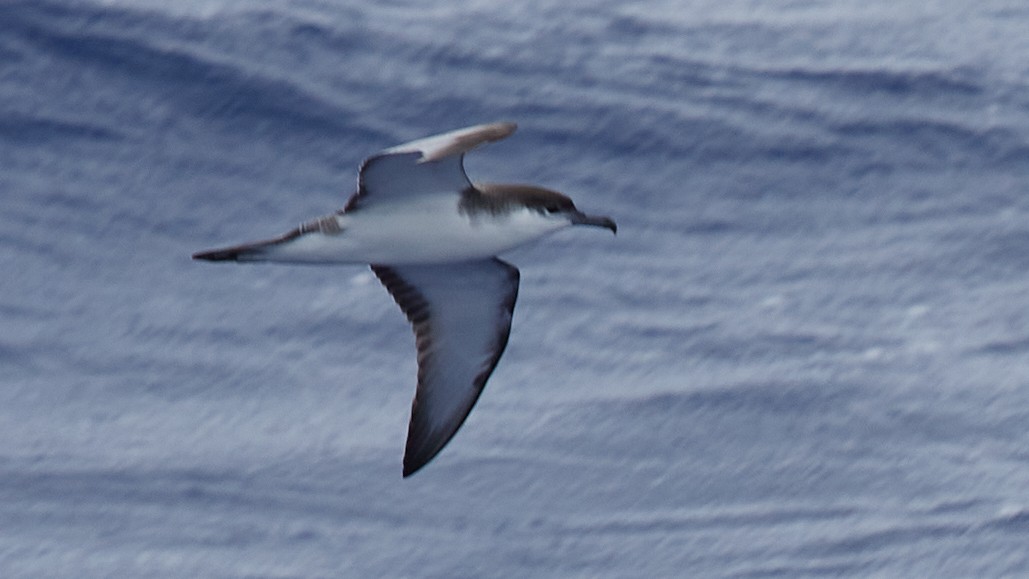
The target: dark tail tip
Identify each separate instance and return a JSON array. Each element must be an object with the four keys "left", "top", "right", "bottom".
[{"left": 192, "top": 248, "right": 242, "bottom": 261}]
